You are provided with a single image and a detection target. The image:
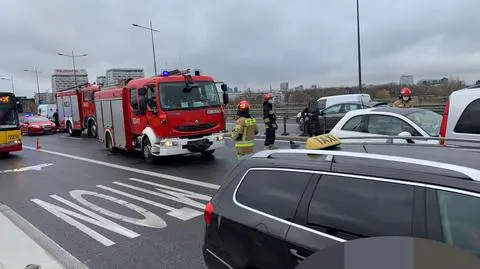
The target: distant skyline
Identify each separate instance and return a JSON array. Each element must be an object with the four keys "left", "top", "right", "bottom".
[{"left": 1, "top": 0, "right": 479, "bottom": 97}]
